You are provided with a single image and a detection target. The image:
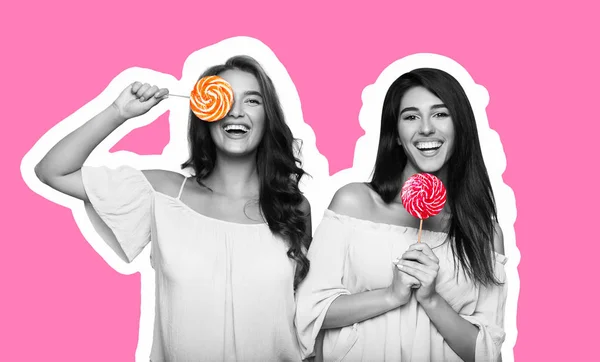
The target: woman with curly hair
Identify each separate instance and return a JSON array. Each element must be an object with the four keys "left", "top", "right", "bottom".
[{"left": 35, "top": 55, "right": 311, "bottom": 362}]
